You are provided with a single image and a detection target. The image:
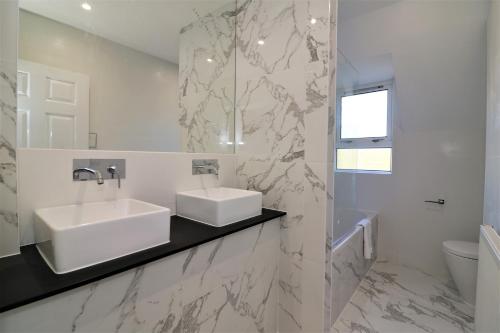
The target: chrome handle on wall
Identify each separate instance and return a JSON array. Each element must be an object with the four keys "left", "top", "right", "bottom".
[
  {"left": 107, "top": 165, "right": 121, "bottom": 188},
  {"left": 424, "top": 199, "right": 445, "bottom": 205}
]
